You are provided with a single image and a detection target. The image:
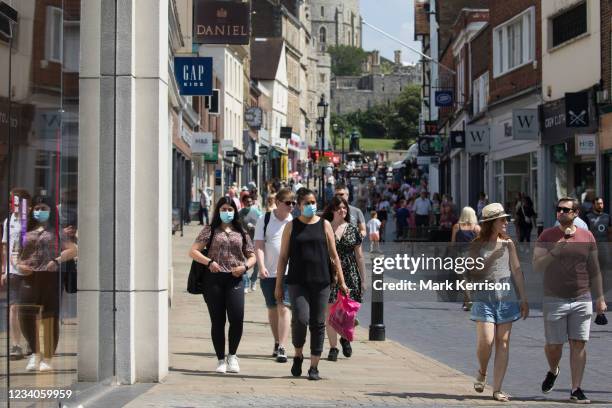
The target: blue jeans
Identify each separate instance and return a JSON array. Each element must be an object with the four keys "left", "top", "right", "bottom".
[{"left": 242, "top": 264, "right": 259, "bottom": 287}]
